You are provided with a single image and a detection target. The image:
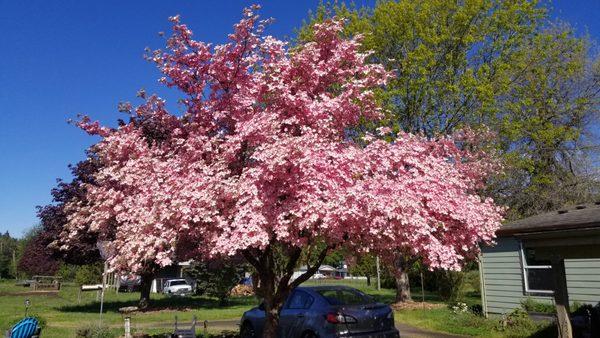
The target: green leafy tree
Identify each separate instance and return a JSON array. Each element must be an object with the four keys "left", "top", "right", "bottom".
[
  {"left": 299, "top": 0, "right": 600, "bottom": 301},
  {"left": 0, "top": 231, "right": 19, "bottom": 279},
  {"left": 74, "top": 263, "right": 104, "bottom": 285},
  {"left": 348, "top": 253, "right": 377, "bottom": 286},
  {"left": 299, "top": 0, "right": 545, "bottom": 135},
  {"left": 185, "top": 258, "right": 247, "bottom": 305},
  {"left": 322, "top": 249, "right": 345, "bottom": 268},
  {"left": 494, "top": 25, "right": 600, "bottom": 219}
]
